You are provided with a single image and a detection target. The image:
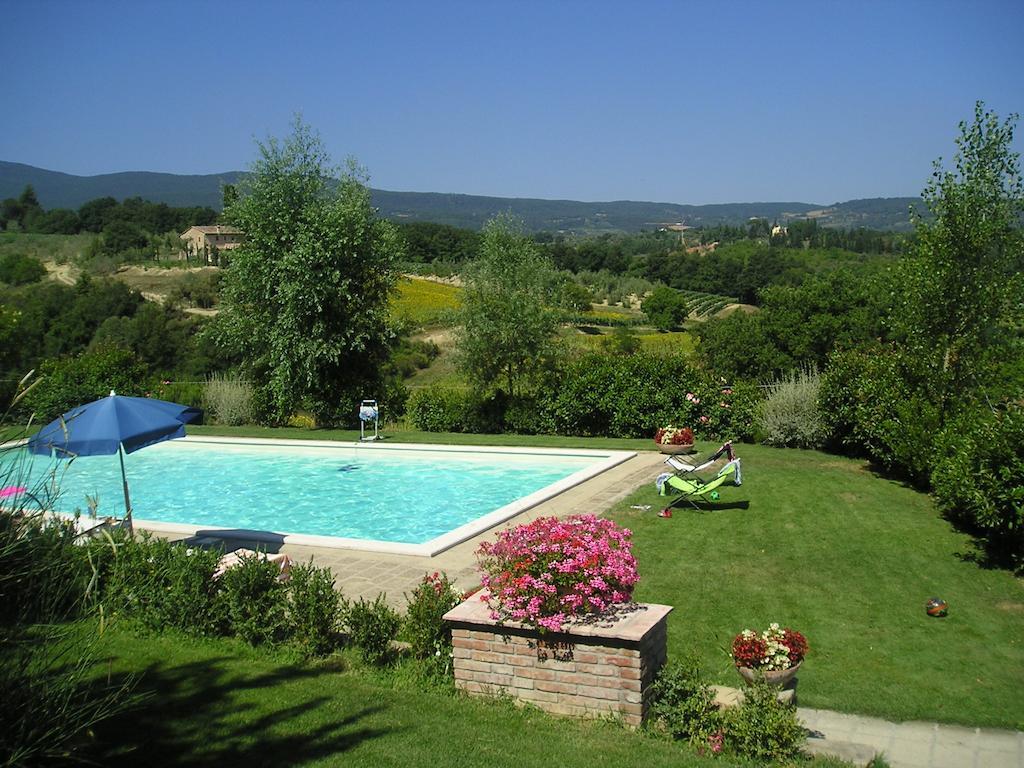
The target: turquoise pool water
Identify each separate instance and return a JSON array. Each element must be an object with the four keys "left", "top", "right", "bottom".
[{"left": 24, "top": 439, "right": 601, "bottom": 544}]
